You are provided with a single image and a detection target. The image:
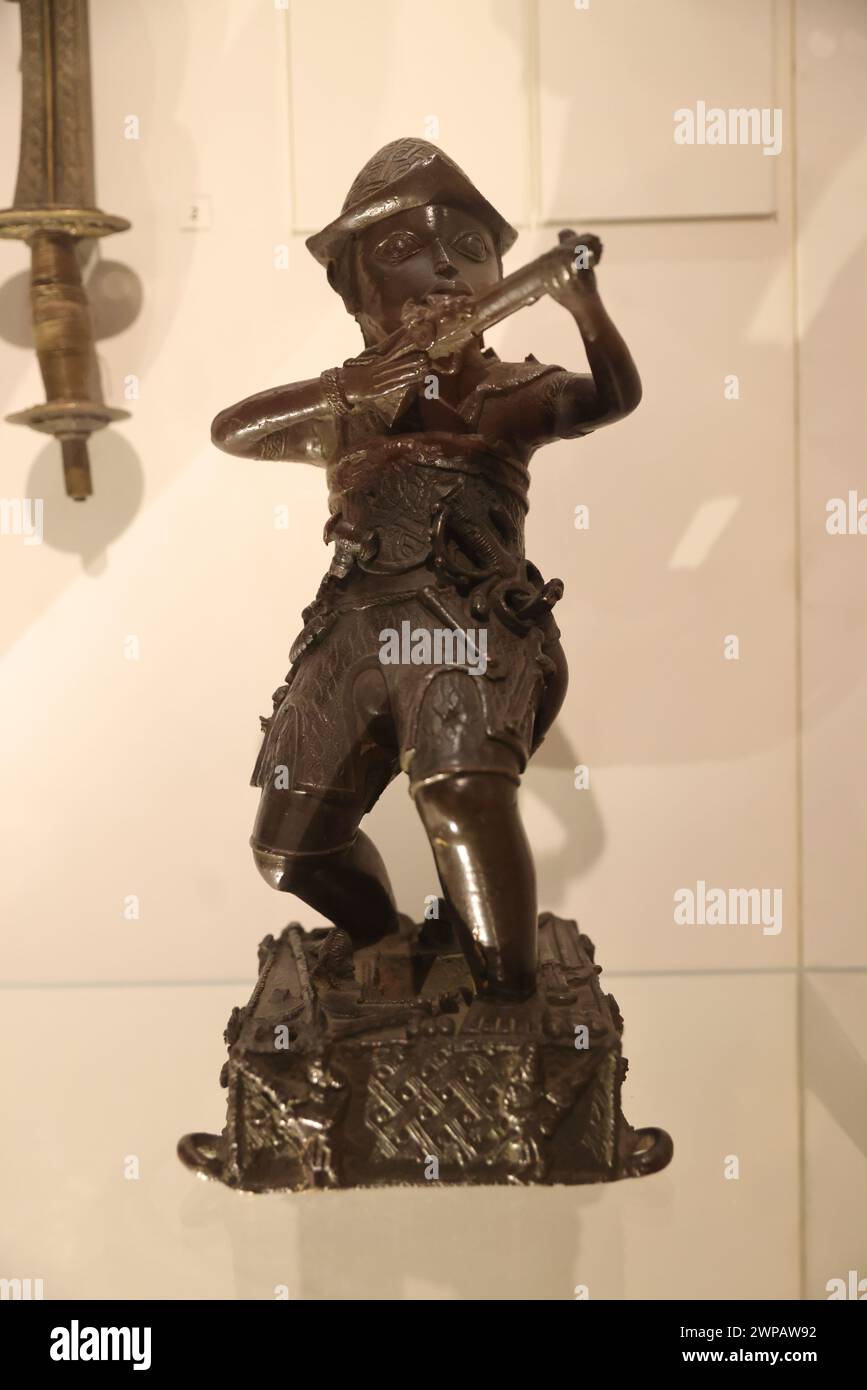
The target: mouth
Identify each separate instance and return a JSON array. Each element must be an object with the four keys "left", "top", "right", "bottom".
[{"left": 421, "top": 280, "right": 474, "bottom": 302}]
